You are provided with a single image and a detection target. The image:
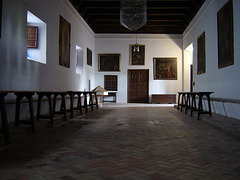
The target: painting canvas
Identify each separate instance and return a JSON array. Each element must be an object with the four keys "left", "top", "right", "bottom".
[
  {"left": 197, "top": 32, "right": 206, "bottom": 74},
  {"left": 59, "top": 15, "right": 71, "bottom": 68},
  {"left": 0, "top": 0, "right": 2, "bottom": 39},
  {"left": 98, "top": 54, "right": 120, "bottom": 71},
  {"left": 87, "top": 48, "right": 92, "bottom": 66},
  {"left": 130, "top": 44, "right": 145, "bottom": 65},
  {"left": 217, "top": 0, "right": 234, "bottom": 69},
  {"left": 153, "top": 57, "right": 177, "bottom": 80}
]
